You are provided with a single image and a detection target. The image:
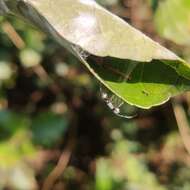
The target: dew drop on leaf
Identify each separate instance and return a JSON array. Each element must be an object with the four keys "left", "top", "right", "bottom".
[
  {"left": 72, "top": 44, "right": 90, "bottom": 60},
  {"left": 100, "top": 86, "right": 137, "bottom": 119}
]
